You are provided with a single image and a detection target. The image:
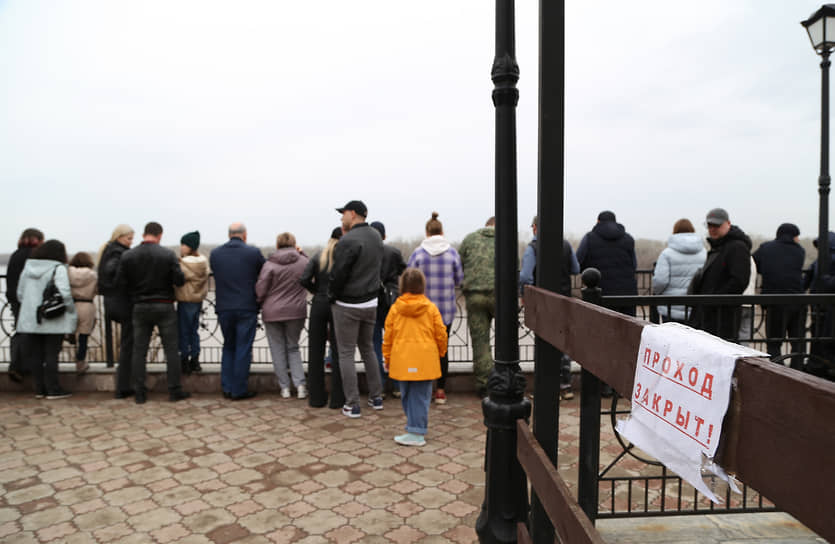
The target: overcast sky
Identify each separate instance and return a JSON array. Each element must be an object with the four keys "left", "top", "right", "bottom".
[{"left": 0, "top": 1, "right": 829, "bottom": 253}]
